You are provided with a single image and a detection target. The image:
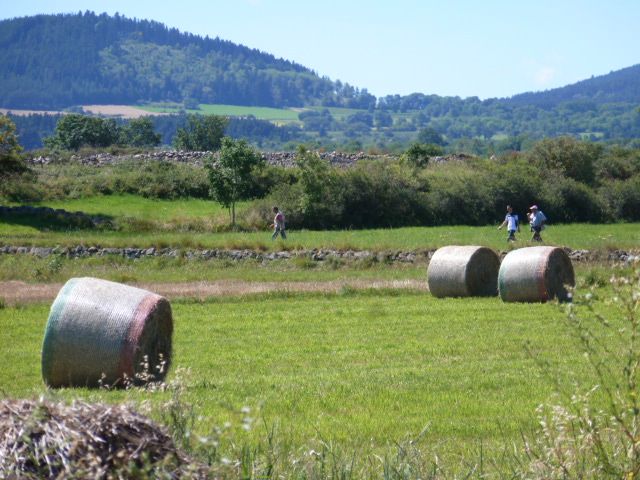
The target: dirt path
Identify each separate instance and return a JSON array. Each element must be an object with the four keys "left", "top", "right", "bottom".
[{"left": 0, "top": 279, "right": 428, "bottom": 306}]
